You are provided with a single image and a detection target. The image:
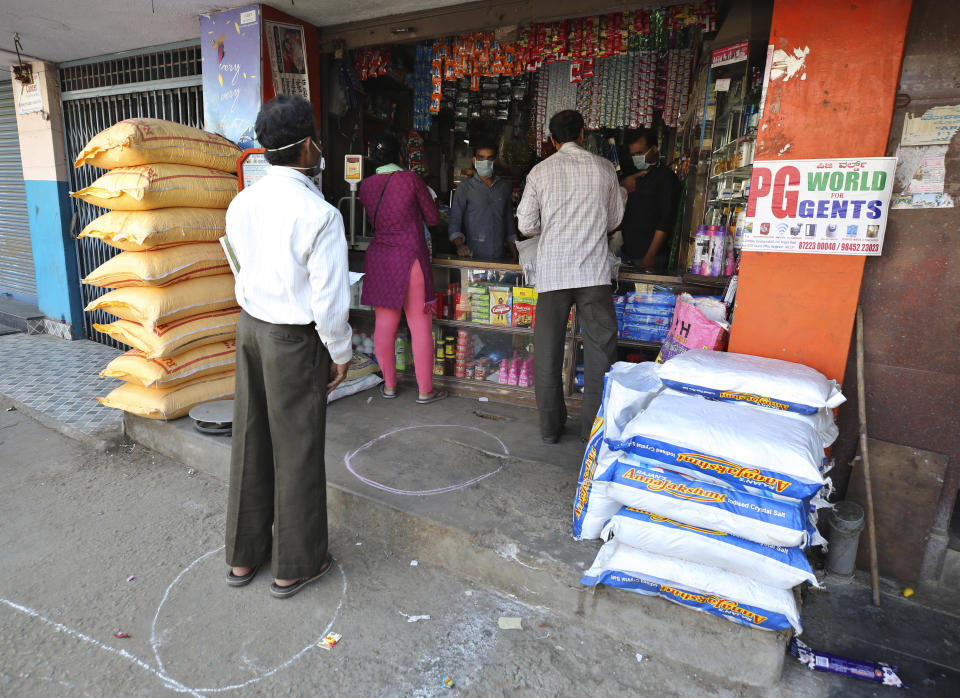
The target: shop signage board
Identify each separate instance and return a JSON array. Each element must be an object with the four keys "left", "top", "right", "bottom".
[
  {"left": 712, "top": 41, "right": 749, "bottom": 67},
  {"left": 17, "top": 74, "right": 42, "bottom": 114},
  {"left": 743, "top": 157, "right": 898, "bottom": 255}
]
